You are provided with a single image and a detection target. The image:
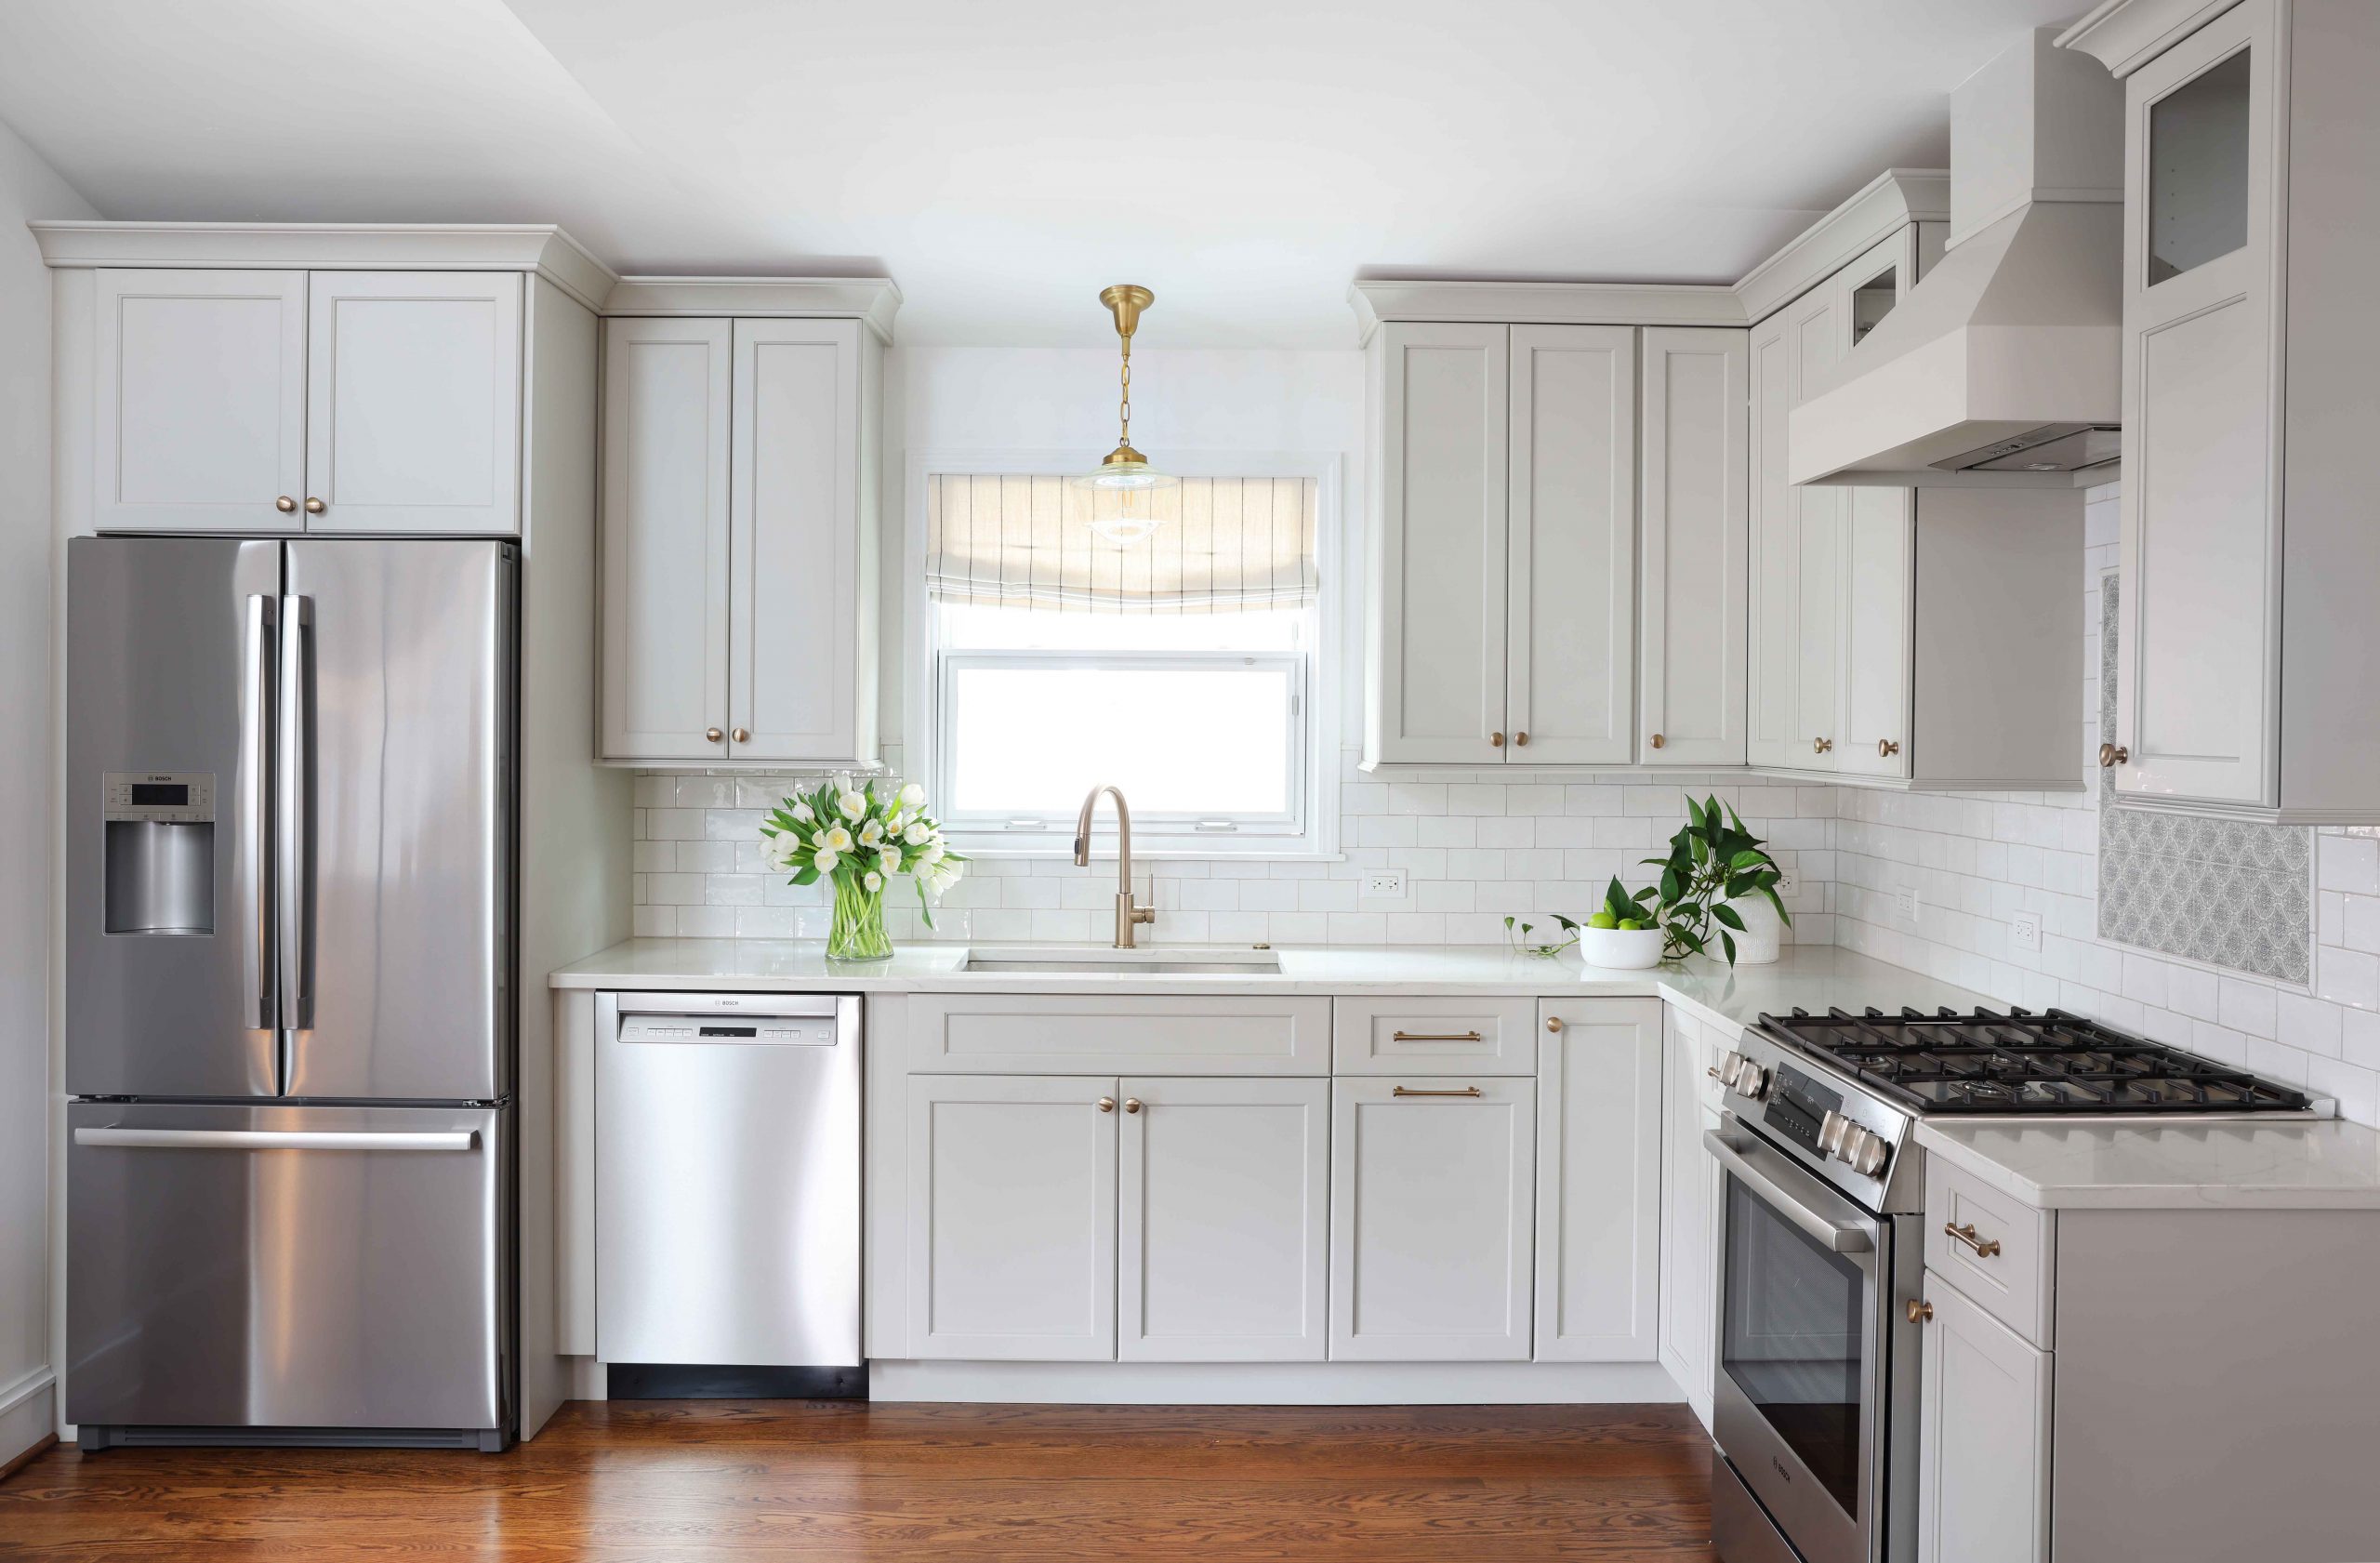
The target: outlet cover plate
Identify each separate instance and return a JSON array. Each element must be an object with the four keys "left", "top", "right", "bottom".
[
  {"left": 2012, "top": 909, "right": 2043, "bottom": 953},
  {"left": 1364, "top": 869, "right": 1408, "bottom": 899},
  {"left": 1893, "top": 884, "right": 1921, "bottom": 926}
]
